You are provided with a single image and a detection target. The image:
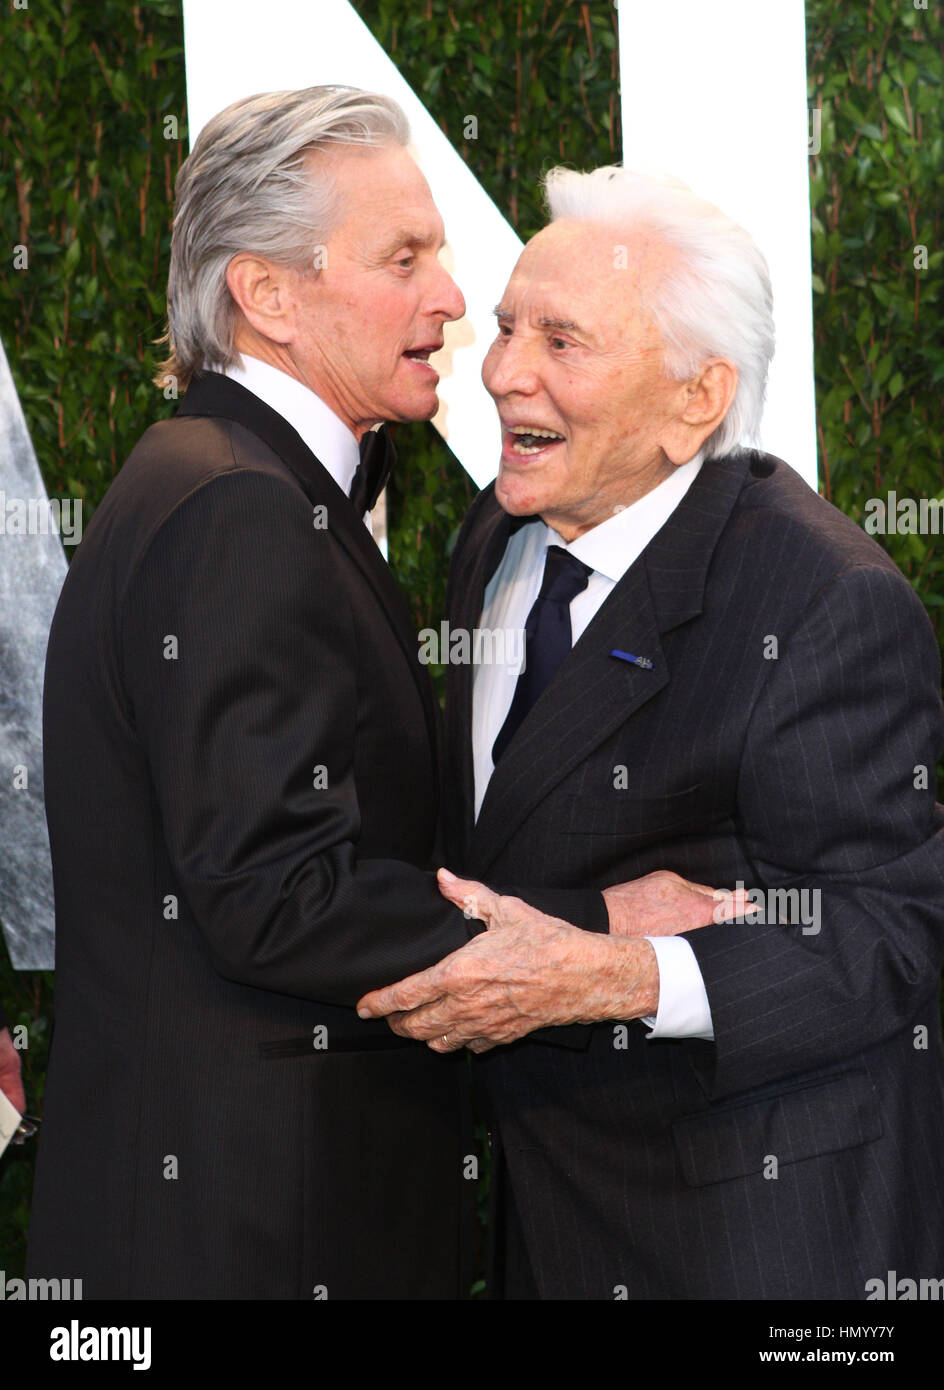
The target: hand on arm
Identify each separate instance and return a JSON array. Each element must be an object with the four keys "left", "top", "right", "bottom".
[
  {"left": 355, "top": 869, "right": 734, "bottom": 1051},
  {"left": 603, "top": 869, "right": 744, "bottom": 937}
]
